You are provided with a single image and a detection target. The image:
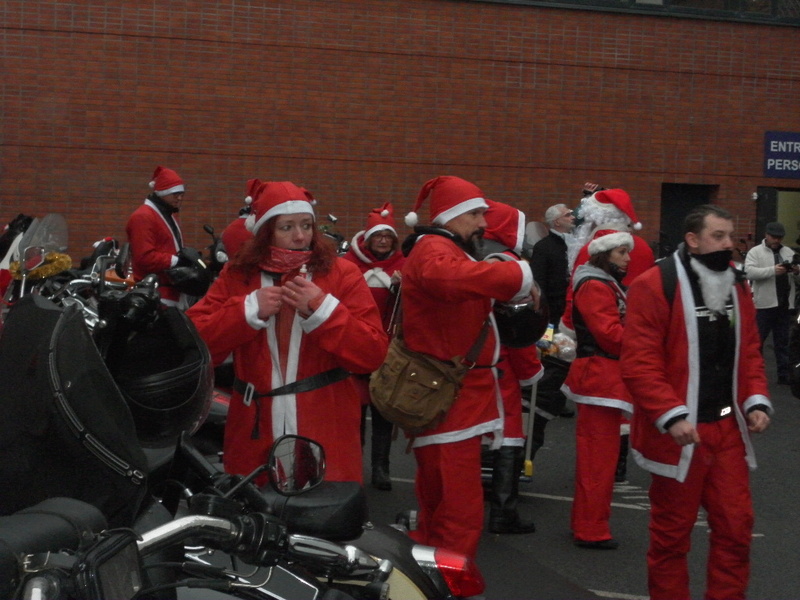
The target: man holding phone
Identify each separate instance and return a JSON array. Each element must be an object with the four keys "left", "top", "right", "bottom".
[{"left": 744, "top": 220, "right": 799, "bottom": 385}]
